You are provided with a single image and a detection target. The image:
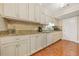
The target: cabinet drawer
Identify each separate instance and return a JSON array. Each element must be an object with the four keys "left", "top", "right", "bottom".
[
  {"left": 0, "top": 42, "right": 17, "bottom": 56},
  {"left": 0, "top": 36, "right": 16, "bottom": 44}
]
